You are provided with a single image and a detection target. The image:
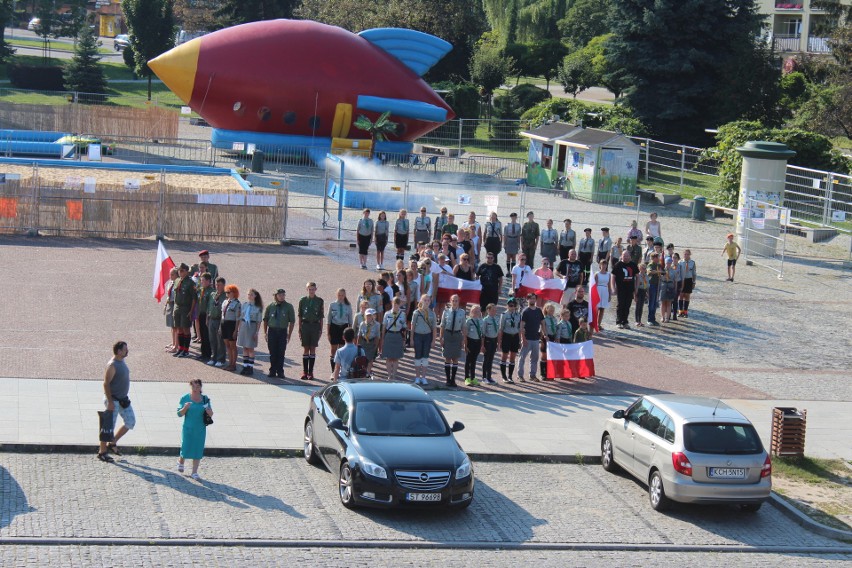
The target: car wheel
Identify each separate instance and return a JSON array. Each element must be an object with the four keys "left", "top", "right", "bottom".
[
  {"left": 339, "top": 462, "right": 356, "bottom": 509},
  {"left": 303, "top": 420, "right": 319, "bottom": 465},
  {"left": 649, "top": 470, "right": 671, "bottom": 512},
  {"left": 601, "top": 434, "right": 618, "bottom": 473},
  {"left": 741, "top": 503, "right": 762, "bottom": 513}
]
